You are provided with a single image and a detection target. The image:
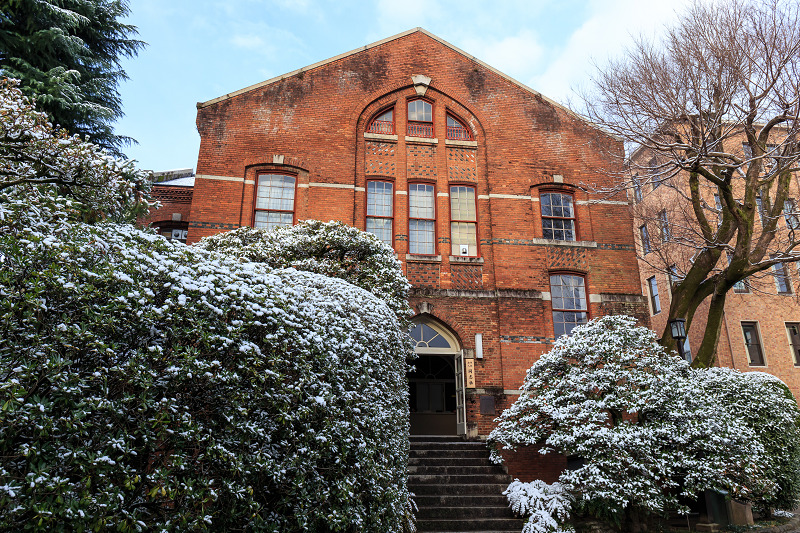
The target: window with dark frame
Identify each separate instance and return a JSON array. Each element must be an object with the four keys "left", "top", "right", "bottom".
[
  {"left": 366, "top": 180, "right": 393, "bottom": 247},
  {"left": 786, "top": 323, "right": 800, "bottom": 366},
  {"left": 714, "top": 194, "right": 723, "bottom": 227},
  {"left": 549, "top": 274, "right": 588, "bottom": 337},
  {"left": 756, "top": 195, "right": 766, "bottom": 224},
  {"left": 668, "top": 265, "right": 682, "bottom": 294},
  {"left": 640, "top": 224, "right": 651, "bottom": 254},
  {"left": 784, "top": 199, "right": 800, "bottom": 230},
  {"left": 632, "top": 175, "right": 643, "bottom": 202},
  {"left": 407, "top": 99, "right": 433, "bottom": 138},
  {"left": 742, "top": 322, "right": 765, "bottom": 366},
  {"left": 772, "top": 255, "right": 793, "bottom": 294},
  {"left": 541, "top": 192, "right": 576, "bottom": 241},
  {"left": 366, "top": 108, "right": 394, "bottom": 135},
  {"left": 659, "top": 210, "right": 670, "bottom": 241},
  {"left": 728, "top": 253, "right": 749, "bottom": 293},
  {"left": 409, "top": 183, "right": 435, "bottom": 255},
  {"left": 647, "top": 276, "right": 661, "bottom": 314},
  {"left": 450, "top": 186, "right": 477, "bottom": 256},
  {"left": 254, "top": 174, "right": 295, "bottom": 230},
  {"left": 446, "top": 114, "right": 471, "bottom": 141}
]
